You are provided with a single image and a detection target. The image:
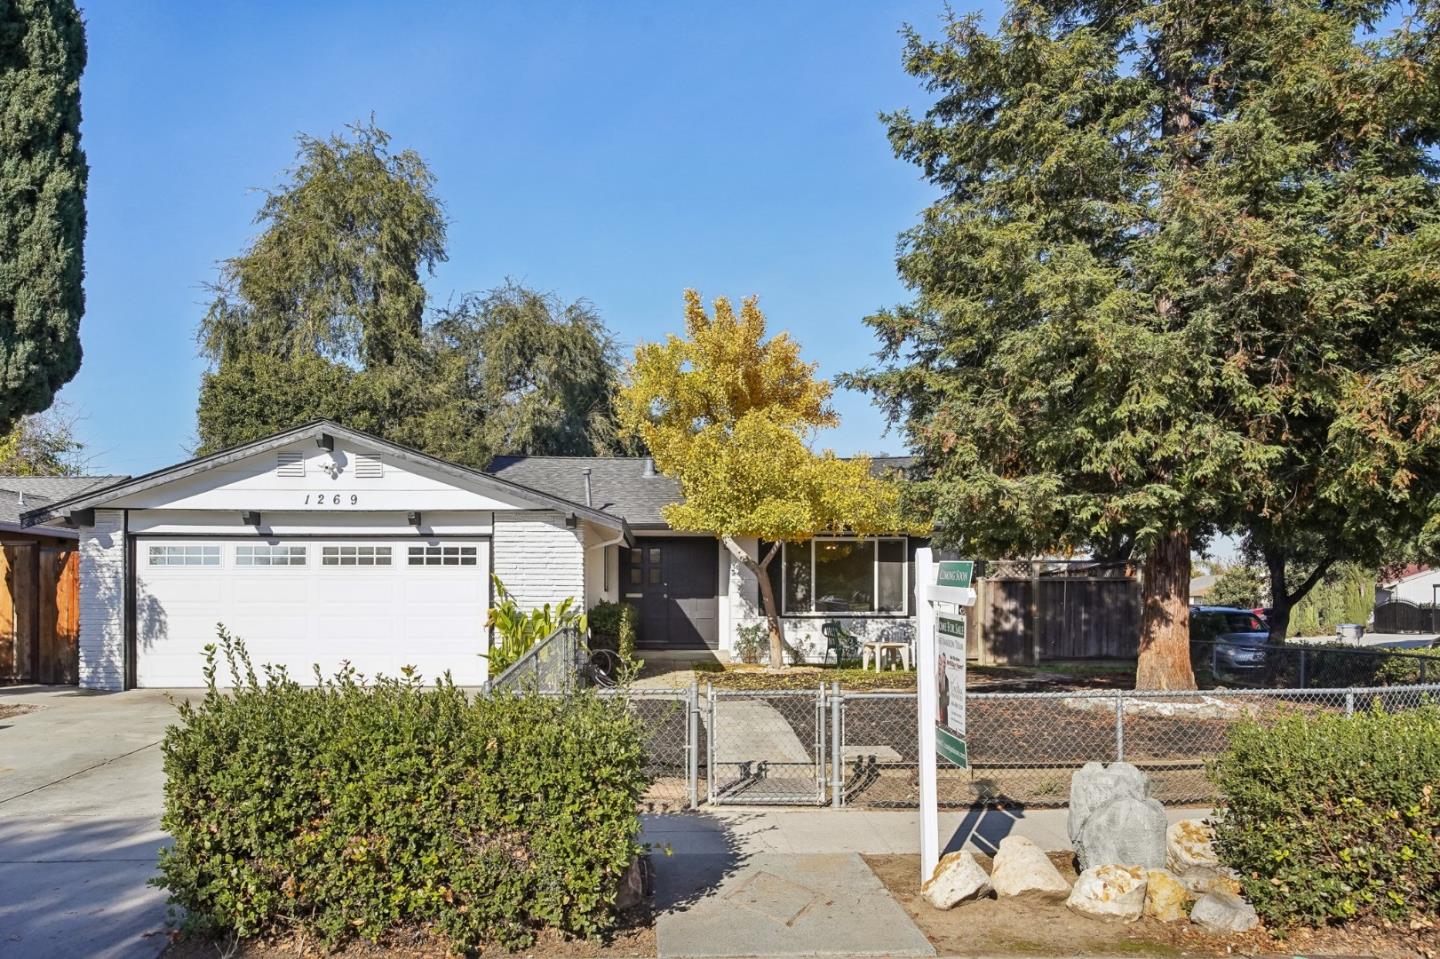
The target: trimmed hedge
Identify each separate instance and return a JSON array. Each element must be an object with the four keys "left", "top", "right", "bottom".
[
  {"left": 1211, "top": 705, "right": 1440, "bottom": 928},
  {"left": 156, "top": 630, "right": 649, "bottom": 953}
]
